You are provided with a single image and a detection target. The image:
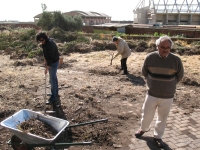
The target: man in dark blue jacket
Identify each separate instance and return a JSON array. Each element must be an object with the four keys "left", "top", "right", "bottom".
[{"left": 36, "top": 31, "right": 59, "bottom": 104}]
